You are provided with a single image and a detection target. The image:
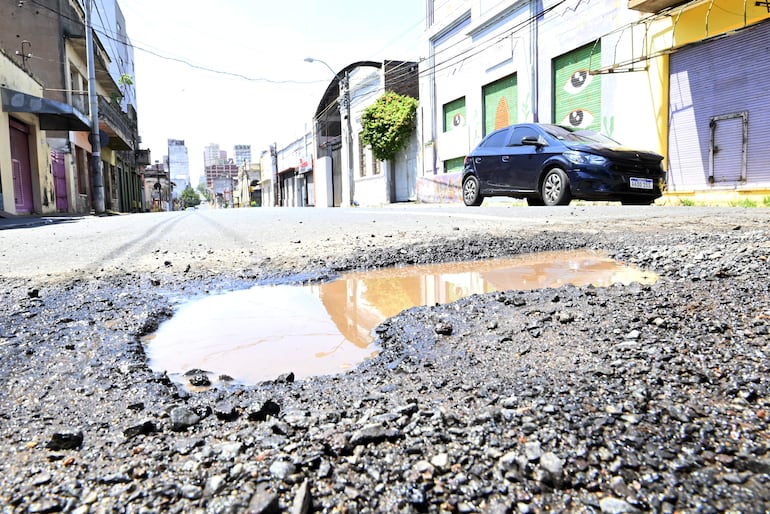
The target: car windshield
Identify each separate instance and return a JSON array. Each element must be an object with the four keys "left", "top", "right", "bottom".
[{"left": 544, "top": 125, "right": 619, "bottom": 146}]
